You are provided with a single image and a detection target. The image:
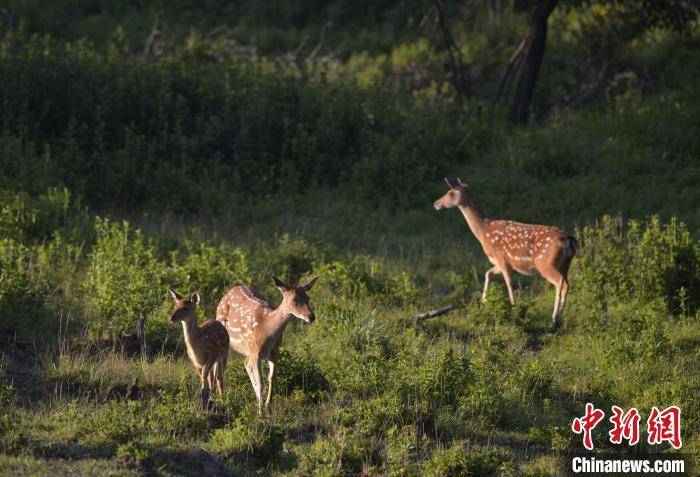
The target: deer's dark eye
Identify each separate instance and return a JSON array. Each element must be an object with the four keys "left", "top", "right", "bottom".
[{"left": 293, "top": 296, "right": 303, "bottom": 306}]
